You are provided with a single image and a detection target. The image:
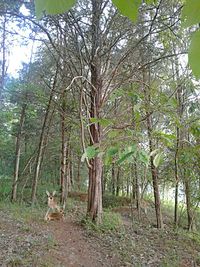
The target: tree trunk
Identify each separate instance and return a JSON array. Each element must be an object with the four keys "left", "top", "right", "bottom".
[
  {"left": 77, "top": 157, "right": 81, "bottom": 191},
  {"left": 11, "top": 104, "right": 26, "bottom": 202},
  {"left": 87, "top": 0, "right": 103, "bottom": 224},
  {"left": 60, "top": 90, "right": 68, "bottom": 206},
  {"left": 185, "top": 175, "right": 196, "bottom": 231},
  {"left": 111, "top": 163, "right": 115, "bottom": 195},
  {"left": 146, "top": 98, "right": 163, "bottom": 229},
  {"left": 0, "top": 13, "right": 7, "bottom": 103},
  {"left": 134, "top": 161, "right": 141, "bottom": 220},
  {"left": 31, "top": 87, "right": 54, "bottom": 203},
  {"left": 116, "top": 167, "right": 120, "bottom": 196},
  {"left": 174, "top": 135, "right": 179, "bottom": 226}
]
